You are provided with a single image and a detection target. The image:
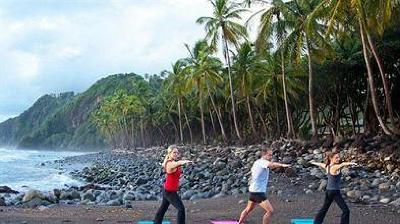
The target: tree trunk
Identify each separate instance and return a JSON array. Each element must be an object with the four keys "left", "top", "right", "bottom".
[
  {"left": 197, "top": 80, "right": 206, "bottom": 144},
  {"left": 273, "top": 74, "right": 280, "bottom": 139},
  {"left": 246, "top": 96, "right": 257, "bottom": 136},
  {"left": 140, "top": 119, "right": 145, "bottom": 147},
  {"left": 177, "top": 97, "right": 184, "bottom": 143},
  {"left": 209, "top": 110, "right": 216, "bottom": 136},
  {"left": 207, "top": 86, "right": 228, "bottom": 142},
  {"left": 281, "top": 51, "right": 295, "bottom": 139},
  {"left": 222, "top": 33, "right": 242, "bottom": 141},
  {"left": 347, "top": 94, "right": 357, "bottom": 135},
  {"left": 305, "top": 35, "right": 318, "bottom": 139},
  {"left": 181, "top": 100, "right": 193, "bottom": 144},
  {"left": 255, "top": 106, "right": 268, "bottom": 137},
  {"left": 169, "top": 116, "right": 179, "bottom": 143},
  {"left": 366, "top": 33, "right": 399, "bottom": 134},
  {"left": 359, "top": 19, "right": 392, "bottom": 135}
]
